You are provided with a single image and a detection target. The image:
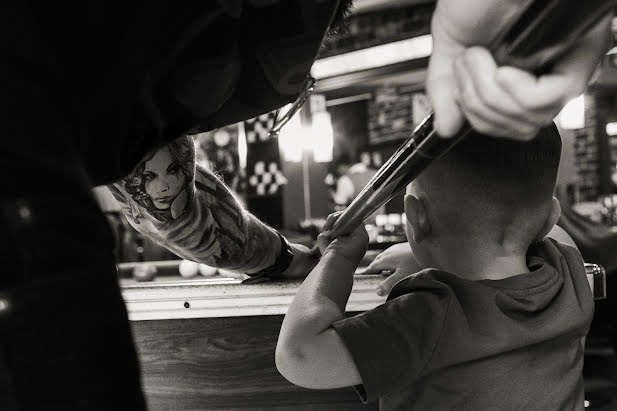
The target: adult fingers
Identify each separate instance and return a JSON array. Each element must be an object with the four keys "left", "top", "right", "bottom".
[
  {"left": 496, "top": 14, "right": 612, "bottom": 111},
  {"left": 456, "top": 95, "right": 539, "bottom": 141},
  {"left": 454, "top": 51, "right": 543, "bottom": 139},
  {"left": 496, "top": 66, "right": 573, "bottom": 113},
  {"left": 460, "top": 48, "right": 551, "bottom": 126},
  {"left": 426, "top": 51, "right": 466, "bottom": 138}
]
